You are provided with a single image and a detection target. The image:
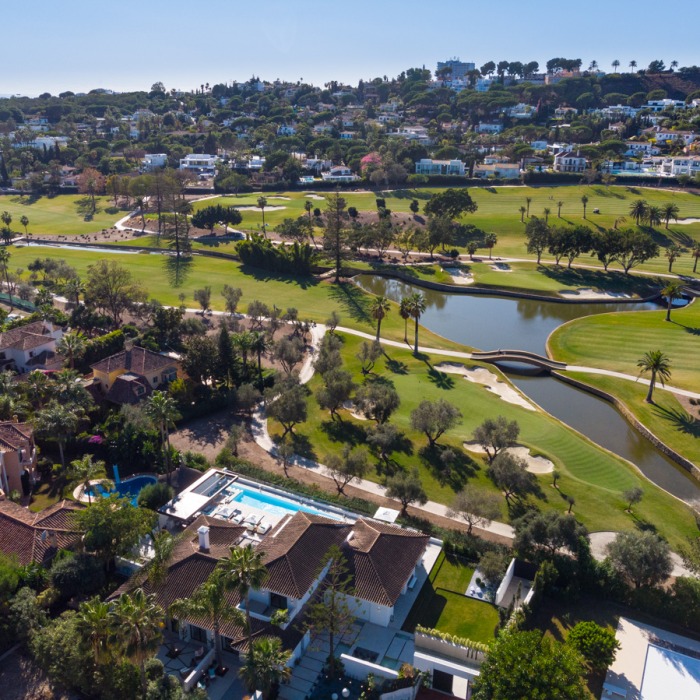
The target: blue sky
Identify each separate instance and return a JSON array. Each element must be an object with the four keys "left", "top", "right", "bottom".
[{"left": 3, "top": 0, "right": 699, "bottom": 95}]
